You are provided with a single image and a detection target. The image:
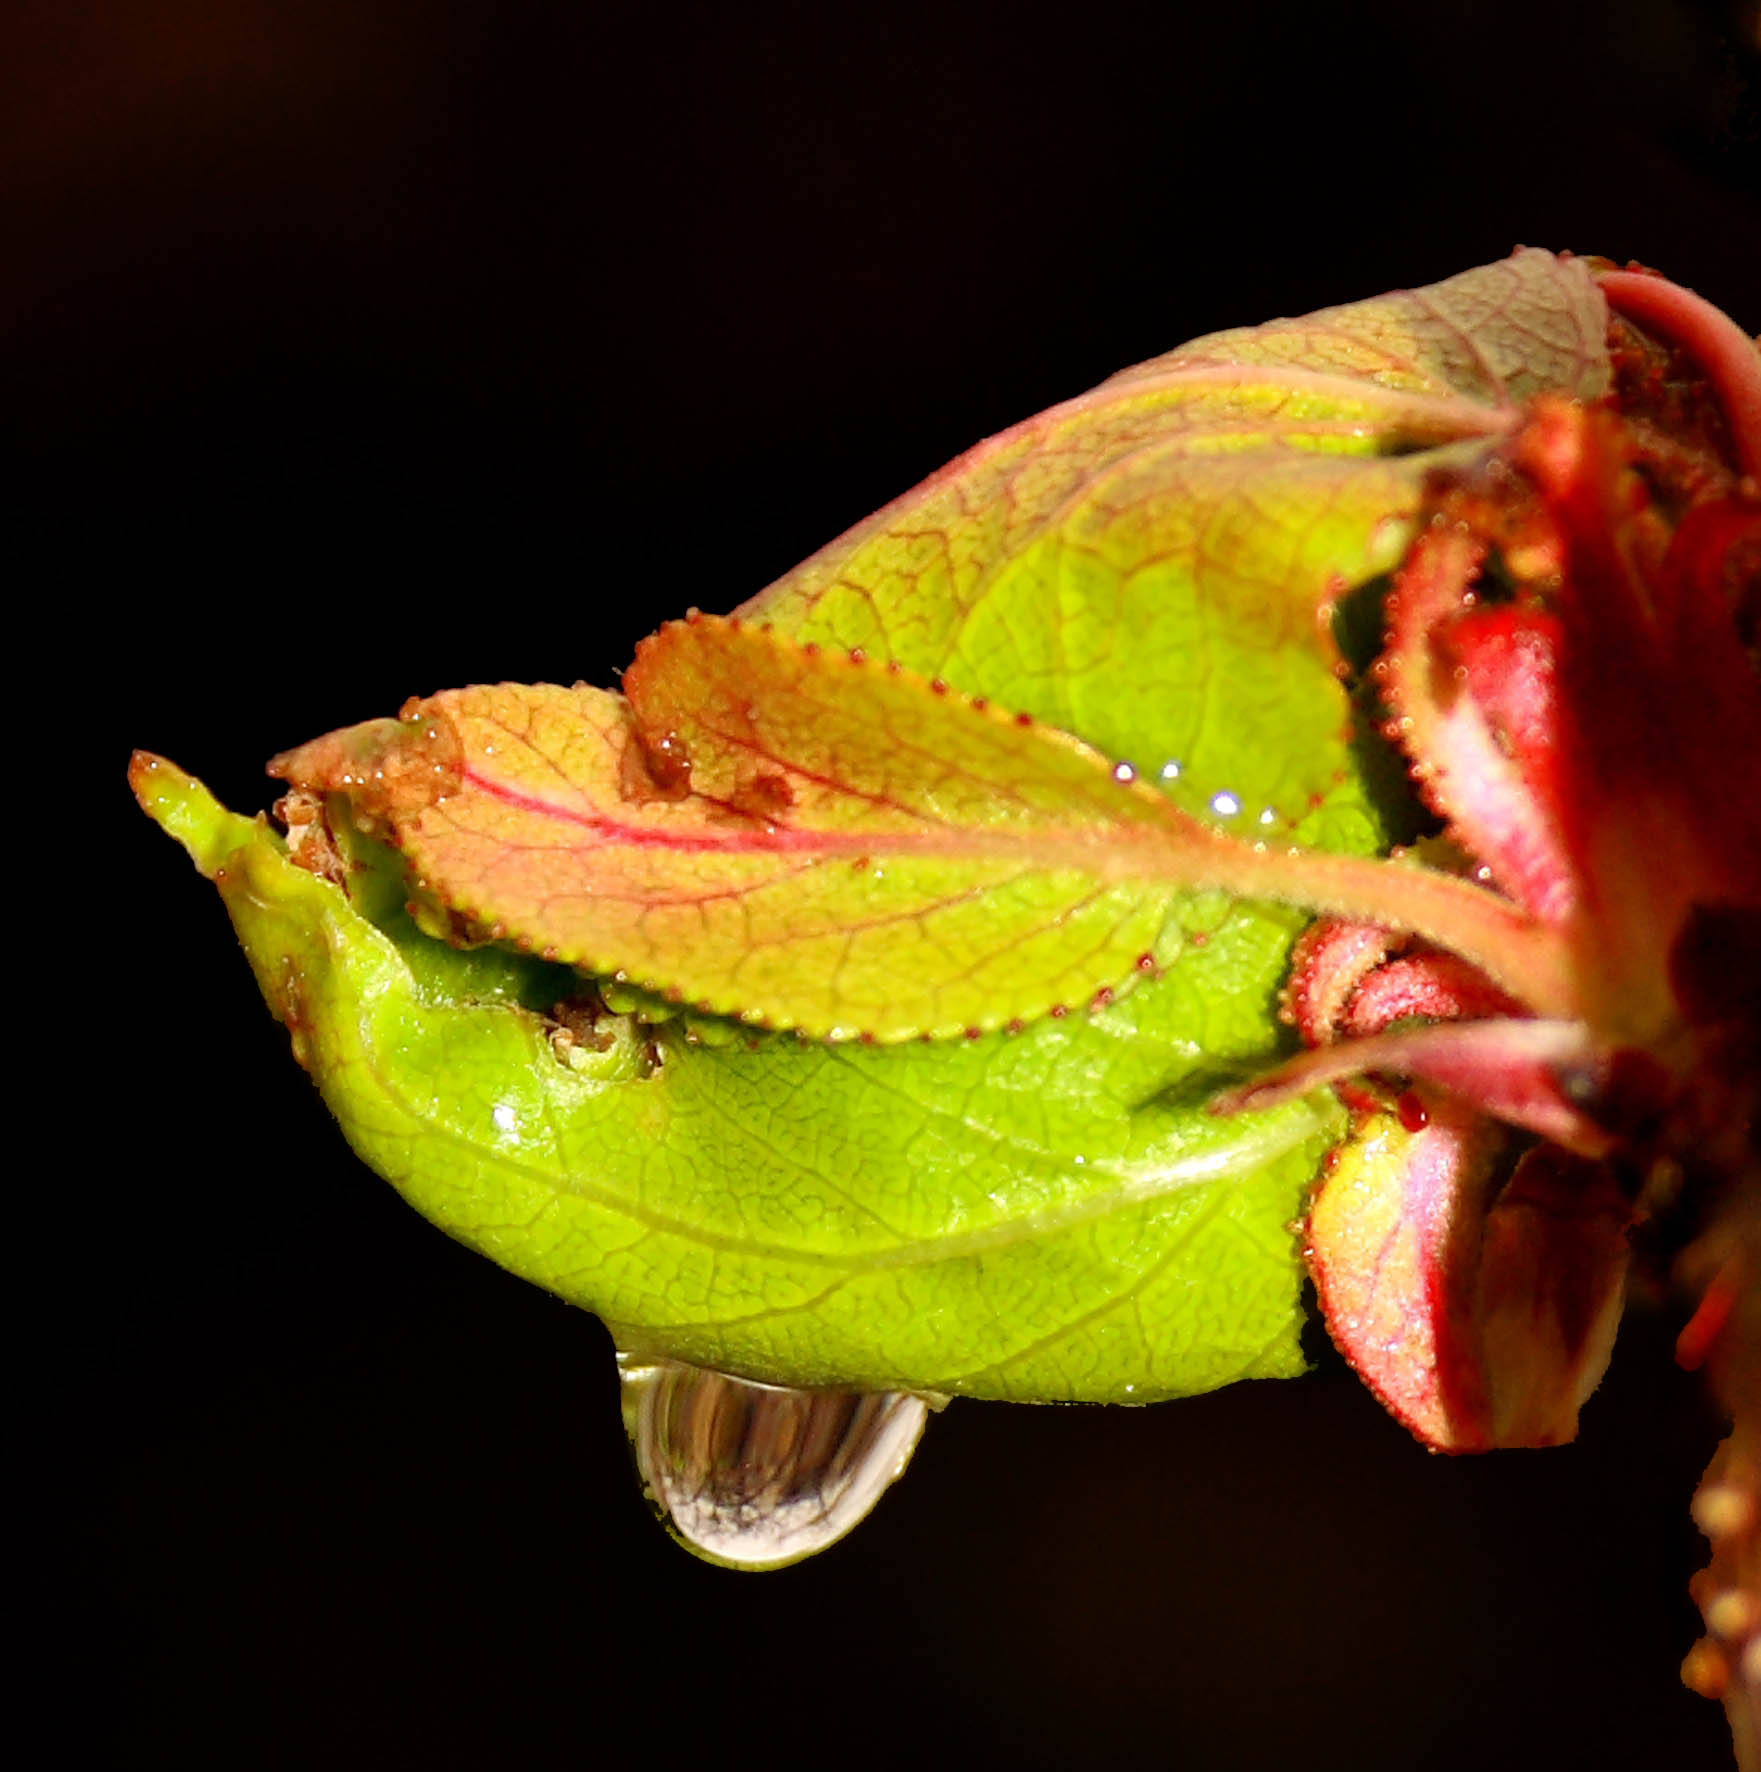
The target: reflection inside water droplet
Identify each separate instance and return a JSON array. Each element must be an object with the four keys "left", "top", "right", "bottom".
[
  {"left": 617, "top": 1354, "right": 931, "bottom": 1569},
  {"left": 1159, "top": 760, "right": 1182, "bottom": 781},
  {"left": 1210, "top": 791, "right": 1241, "bottom": 817}
]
